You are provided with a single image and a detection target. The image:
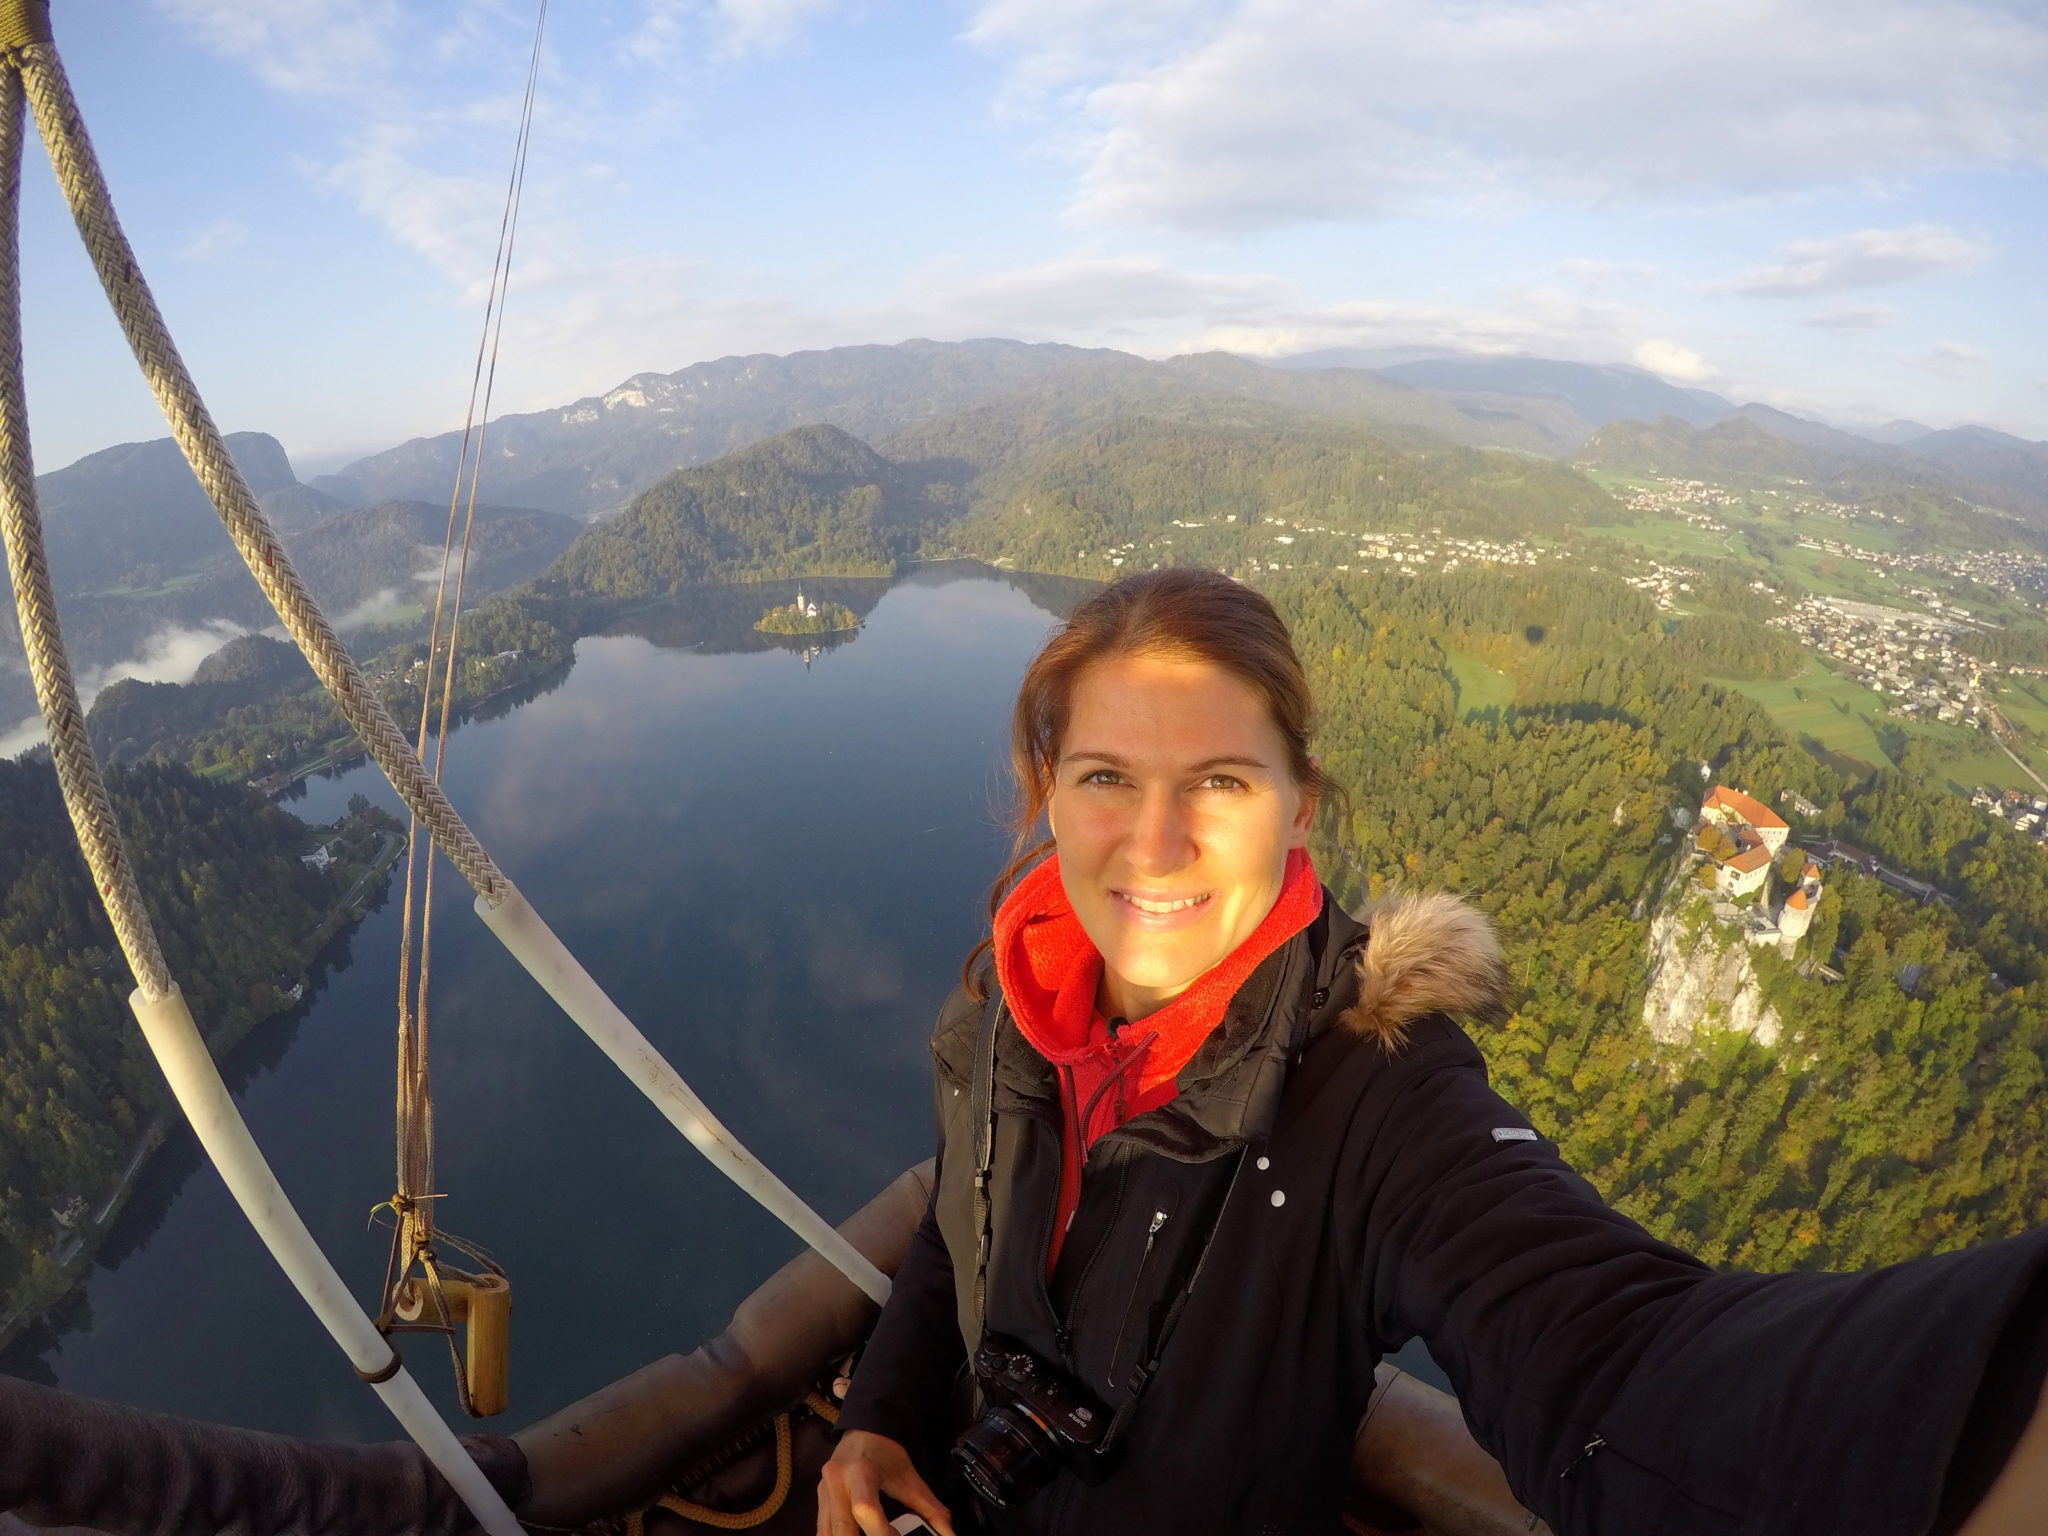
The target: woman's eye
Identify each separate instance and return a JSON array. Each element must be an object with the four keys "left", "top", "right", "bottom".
[
  {"left": 1081, "top": 769, "right": 1125, "bottom": 786},
  {"left": 1203, "top": 775, "right": 1248, "bottom": 792}
]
